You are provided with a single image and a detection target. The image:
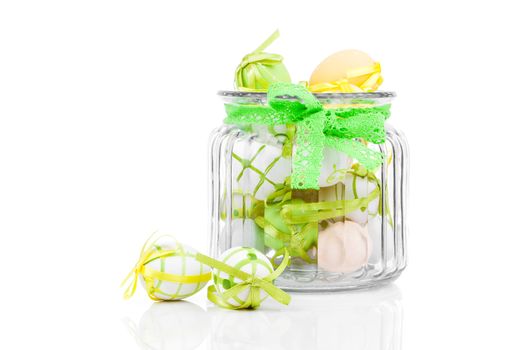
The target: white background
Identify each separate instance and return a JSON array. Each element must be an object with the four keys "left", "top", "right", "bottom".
[{"left": 1, "top": 0, "right": 524, "bottom": 349}]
